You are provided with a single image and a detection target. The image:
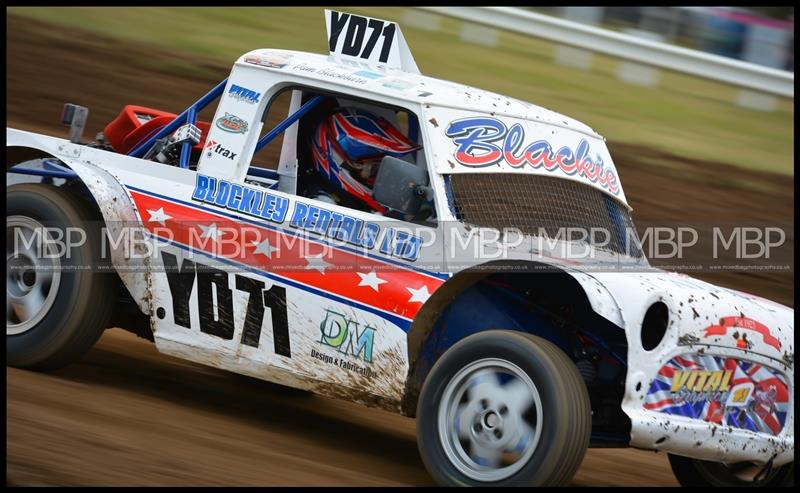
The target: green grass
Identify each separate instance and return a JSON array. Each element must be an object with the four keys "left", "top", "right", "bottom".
[{"left": 8, "top": 6, "right": 794, "bottom": 175}]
